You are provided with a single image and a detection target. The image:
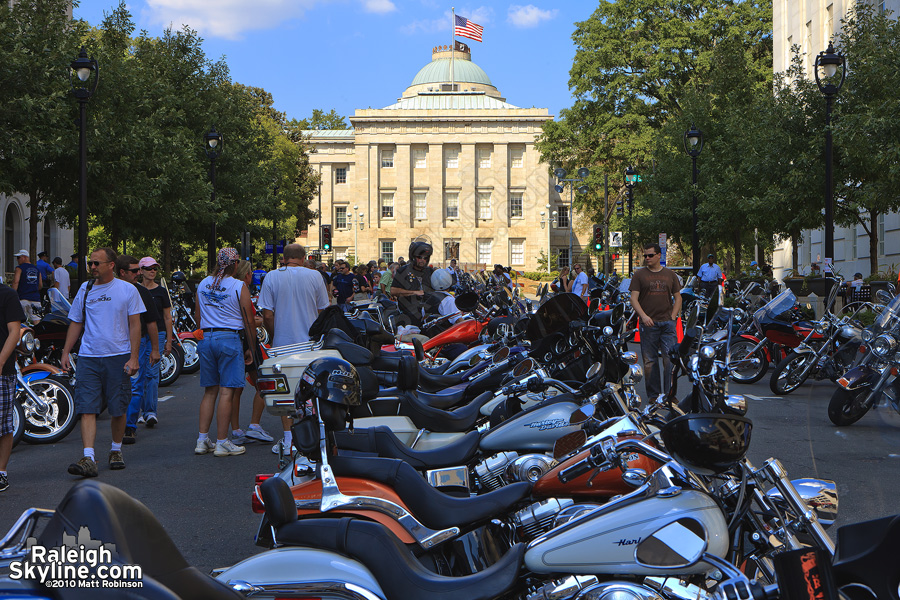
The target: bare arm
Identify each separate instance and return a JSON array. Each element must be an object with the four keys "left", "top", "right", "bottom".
[
  {"left": 262, "top": 308, "right": 275, "bottom": 338},
  {"left": 125, "top": 313, "right": 141, "bottom": 375},
  {"left": 239, "top": 285, "right": 255, "bottom": 364},
  {"left": 194, "top": 292, "right": 202, "bottom": 330},
  {"left": 148, "top": 320, "right": 160, "bottom": 365},
  {"left": 163, "top": 307, "right": 173, "bottom": 354},
  {"left": 10, "top": 269, "right": 20, "bottom": 291},
  {"left": 0, "top": 321, "right": 21, "bottom": 370},
  {"left": 60, "top": 321, "right": 84, "bottom": 372},
  {"left": 671, "top": 292, "right": 682, "bottom": 321},
  {"left": 630, "top": 290, "right": 654, "bottom": 327}
]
